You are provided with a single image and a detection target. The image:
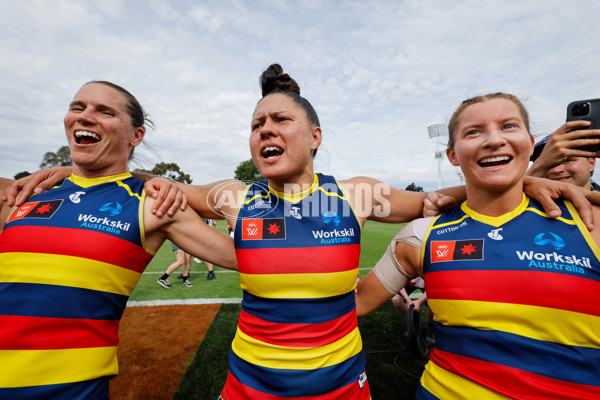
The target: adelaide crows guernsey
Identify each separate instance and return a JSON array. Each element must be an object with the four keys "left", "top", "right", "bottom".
[
  {"left": 221, "top": 173, "right": 370, "bottom": 400},
  {"left": 417, "top": 194, "right": 600, "bottom": 399},
  {"left": 0, "top": 173, "right": 153, "bottom": 399}
]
